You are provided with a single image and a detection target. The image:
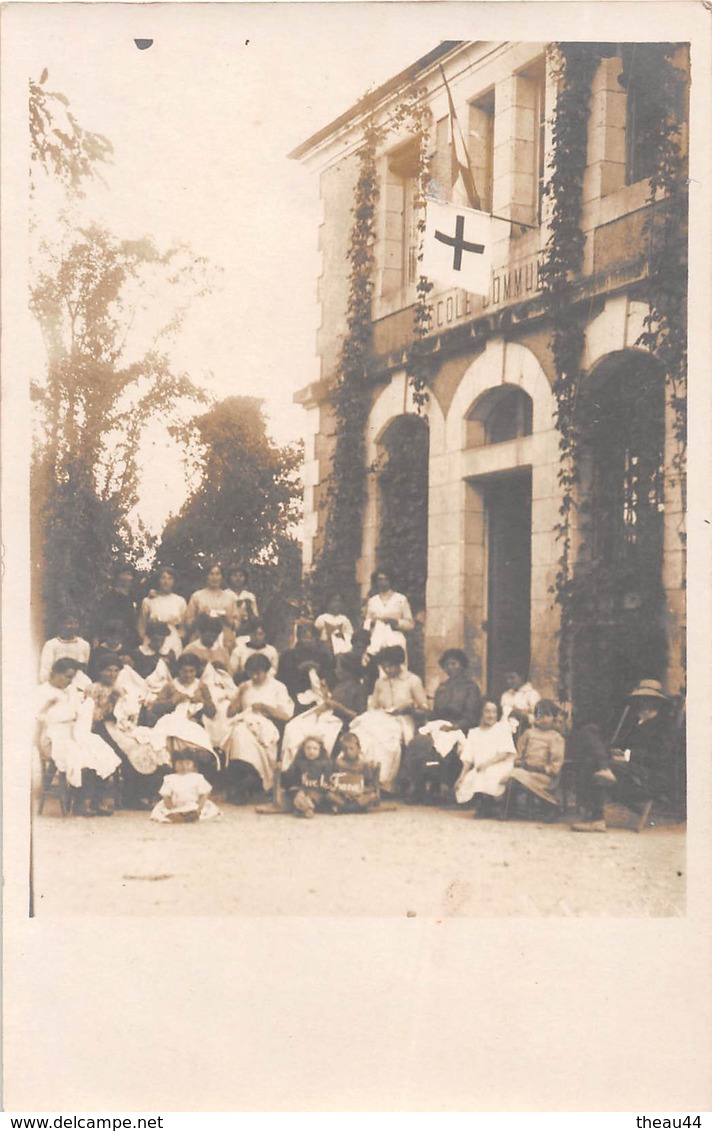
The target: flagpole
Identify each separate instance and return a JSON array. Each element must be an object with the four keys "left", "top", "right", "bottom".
[
  {"left": 439, "top": 64, "right": 481, "bottom": 211},
  {"left": 425, "top": 194, "right": 539, "bottom": 232},
  {"left": 489, "top": 213, "right": 538, "bottom": 230}
]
